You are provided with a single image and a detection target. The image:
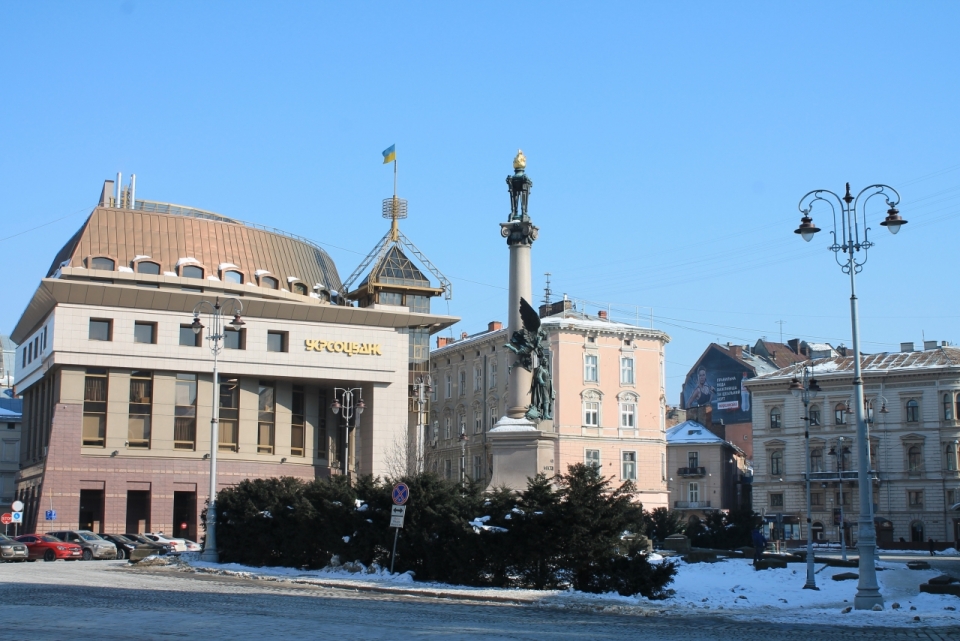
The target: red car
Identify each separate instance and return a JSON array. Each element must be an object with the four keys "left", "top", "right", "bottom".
[{"left": 15, "top": 534, "right": 83, "bottom": 562}]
